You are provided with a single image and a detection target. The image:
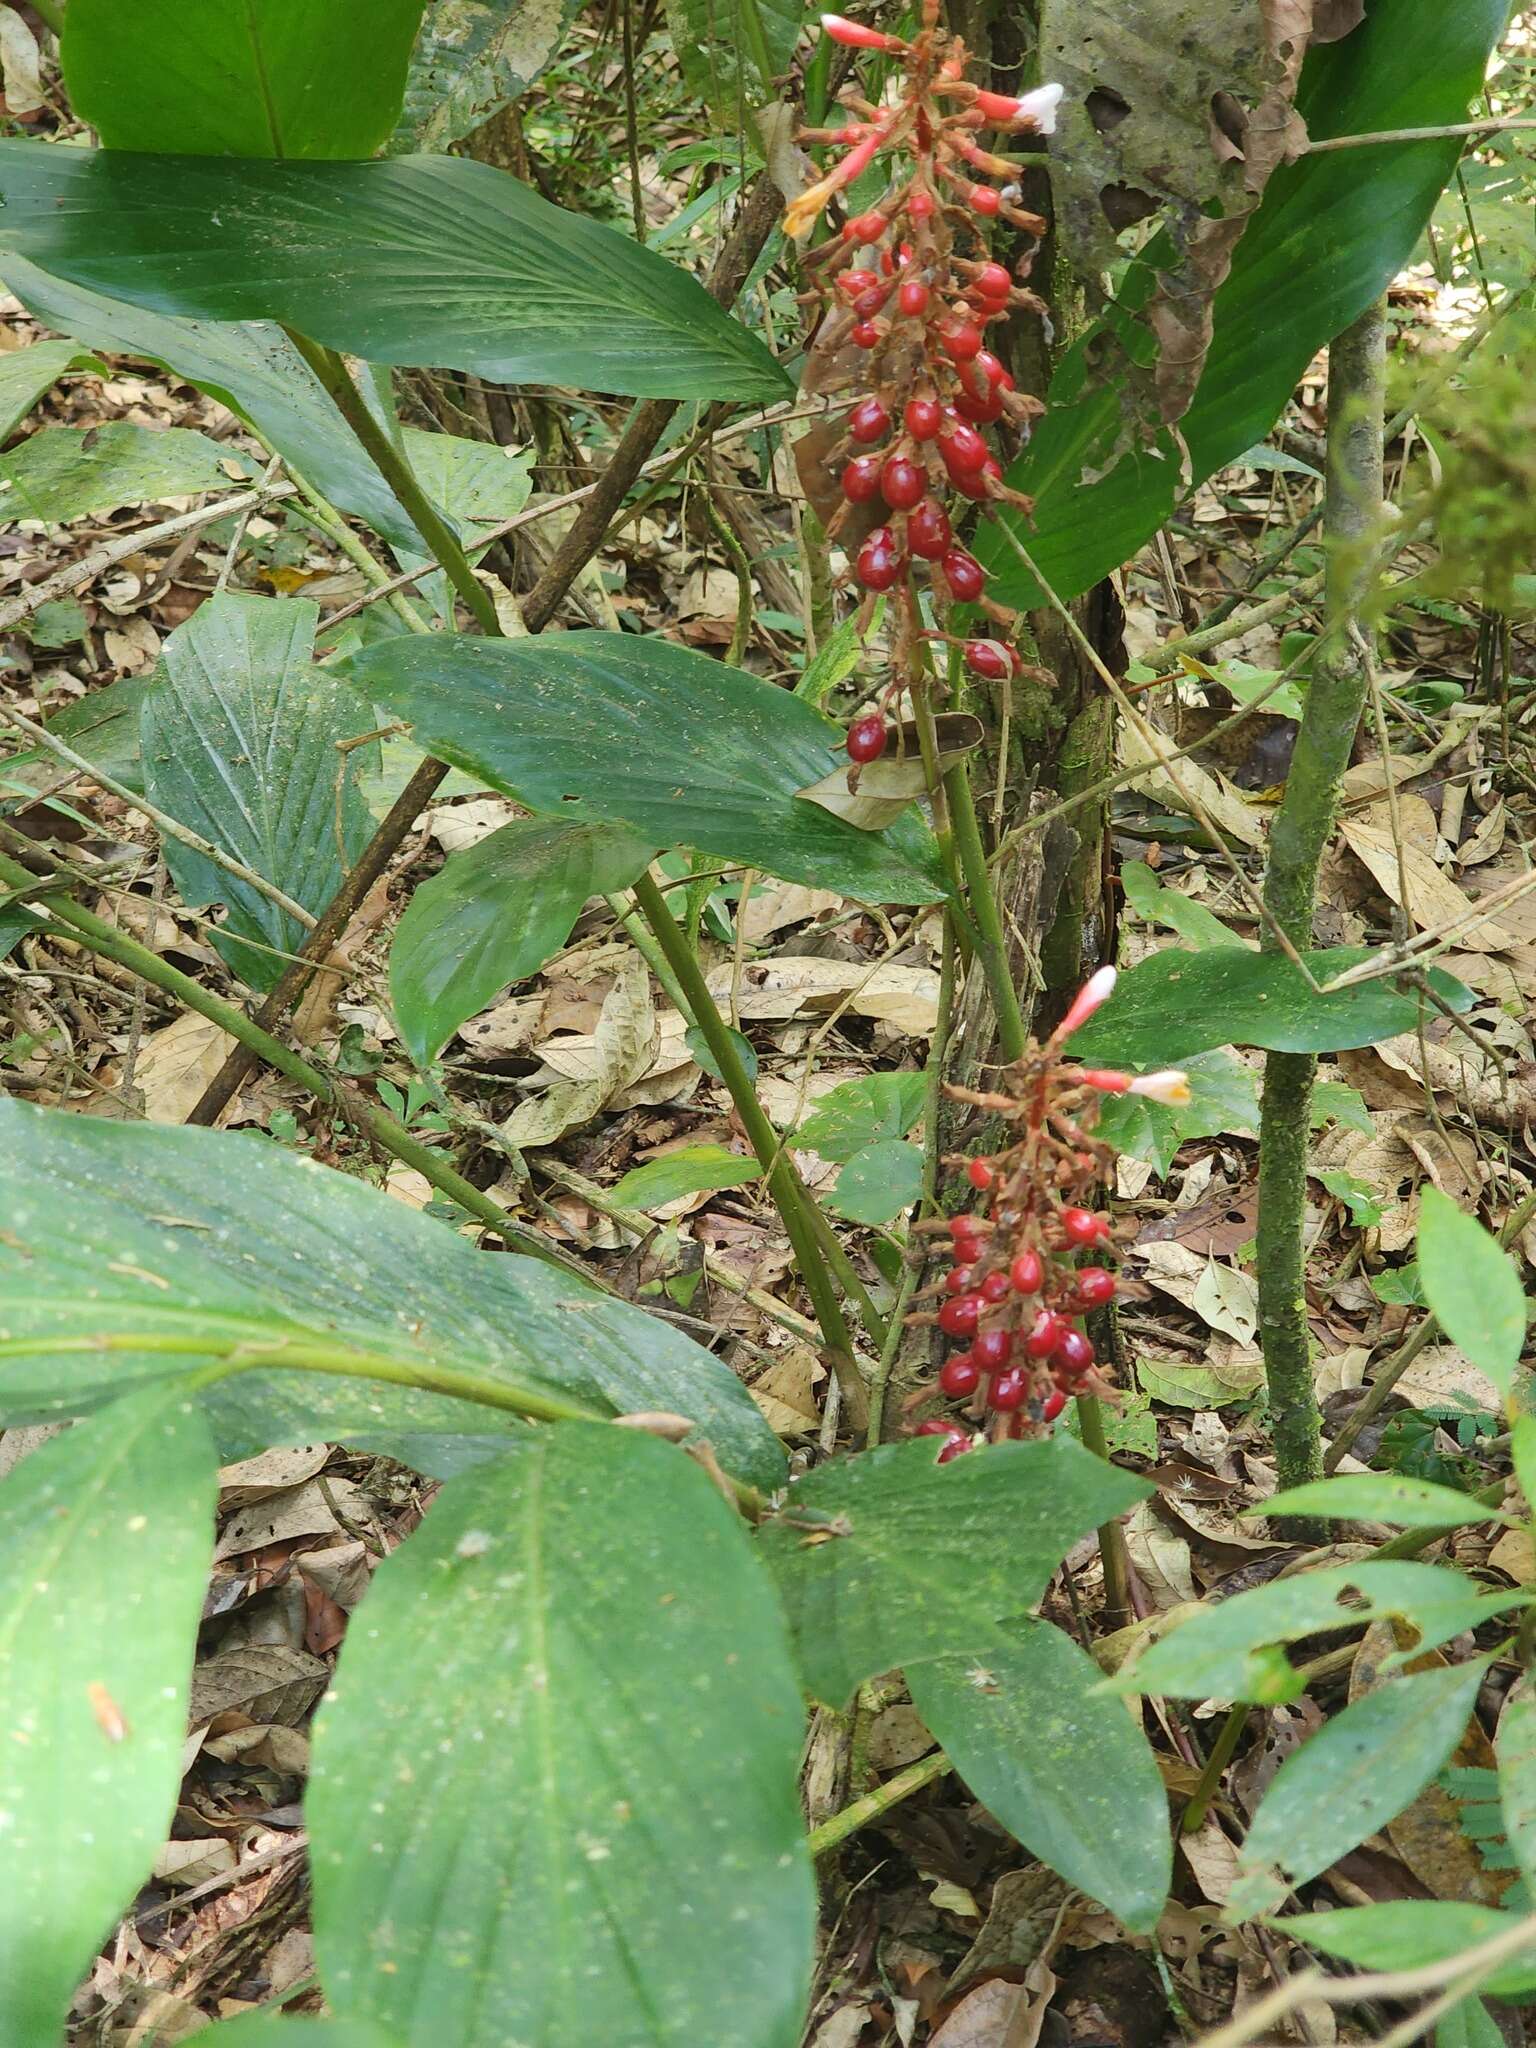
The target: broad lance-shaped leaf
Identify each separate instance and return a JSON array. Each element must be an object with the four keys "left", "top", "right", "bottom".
[
  {"left": 1417, "top": 1185, "right": 1528, "bottom": 1397},
  {"left": 142, "top": 593, "right": 375, "bottom": 993},
  {"left": 0, "top": 144, "right": 790, "bottom": 405},
  {"left": 0, "top": 1098, "right": 787, "bottom": 1491},
  {"left": 63, "top": 0, "right": 425, "bottom": 159},
  {"left": 0, "top": 1387, "right": 217, "bottom": 2043},
  {"left": 390, "top": 0, "right": 583, "bottom": 154},
  {"left": 1067, "top": 944, "right": 1472, "bottom": 1067},
  {"left": 310, "top": 1424, "right": 815, "bottom": 2048},
  {"left": 2, "top": 255, "right": 422, "bottom": 553},
  {"left": 0, "top": 421, "right": 252, "bottom": 522},
  {"left": 1248, "top": 1473, "right": 1518, "bottom": 1531},
  {"left": 1298, "top": 1902, "right": 1536, "bottom": 1999},
  {"left": 756, "top": 1436, "right": 1149, "bottom": 1706},
  {"left": 341, "top": 632, "right": 947, "bottom": 906},
  {"left": 393, "top": 815, "right": 654, "bottom": 1064},
  {"left": 666, "top": 0, "right": 802, "bottom": 130},
  {"left": 0, "top": 335, "right": 104, "bottom": 441},
  {"left": 983, "top": 0, "right": 1508, "bottom": 609},
  {"left": 1115, "top": 1561, "right": 1525, "bottom": 1705},
  {"left": 200, "top": 2022, "right": 403, "bottom": 2047},
  {"left": 908, "top": 1619, "right": 1171, "bottom": 1935},
  {"left": 1497, "top": 1673, "right": 1536, "bottom": 1899},
  {"left": 1230, "top": 1657, "right": 1494, "bottom": 1918}
]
